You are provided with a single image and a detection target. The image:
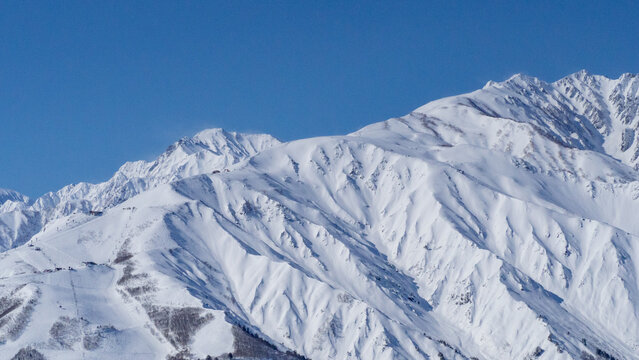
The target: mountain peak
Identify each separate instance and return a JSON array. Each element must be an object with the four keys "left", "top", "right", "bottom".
[
  {"left": 556, "top": 69, "right": 639, "bottom": 85},
  {"left": 481, "top": 73, "right": 543, "bottom": 89},
  {"left": 0, "top": 128, "right": 282, "bottom": 250},
  {"left": 482, "top": 73, "right": 554, "bottom": 94},
  {"left": 506, "top": 72, "right": 538, "bottom": 82},
  {"left": 192, "top": 127, "right": 228, "bottom": 138},
  {"left": 3, "top": 72, "right": 639, "bottom": 360},
  {"left": 0, "top": 188, "right": 29, "bottom": 206}
]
